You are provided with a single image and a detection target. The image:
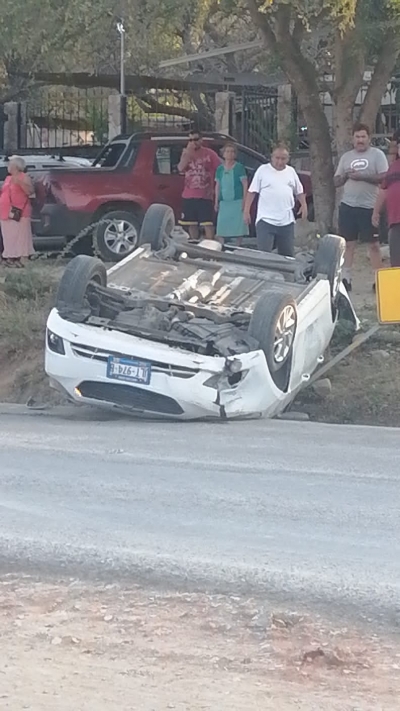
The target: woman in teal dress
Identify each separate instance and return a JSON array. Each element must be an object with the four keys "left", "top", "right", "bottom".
[{"left": 215, "top": 143, "right": 249, "bottom": 245}]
